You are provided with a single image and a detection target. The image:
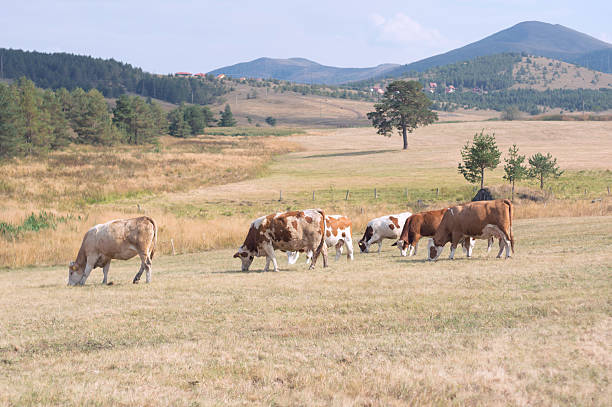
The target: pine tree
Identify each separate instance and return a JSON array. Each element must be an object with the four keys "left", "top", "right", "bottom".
[
  {"left": 458, "top": 130, "right": 501, "bottom": 189},
  {"left": 168, "top": 107, "right": 192, "bottom": 137},
  {"left": 0, "top": 84, "right": 23, "bottom": 158},
  {"left": 503, "top": 144, "right": 527, "bottom": 201},
  {"left": 367, "top": 80, "right": 437, "bottom": 149},
  {"left": 219, "top": 104, "right": 237, "bottom": 127},
  {"left": 528, "top": 152, "right": 563, "bottom": 189}
]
